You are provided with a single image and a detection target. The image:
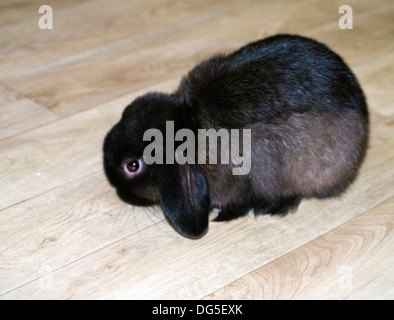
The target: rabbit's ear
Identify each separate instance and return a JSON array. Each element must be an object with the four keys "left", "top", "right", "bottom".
[{"left": 157, "top": 163, "right": 210, "bottom": 239}]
